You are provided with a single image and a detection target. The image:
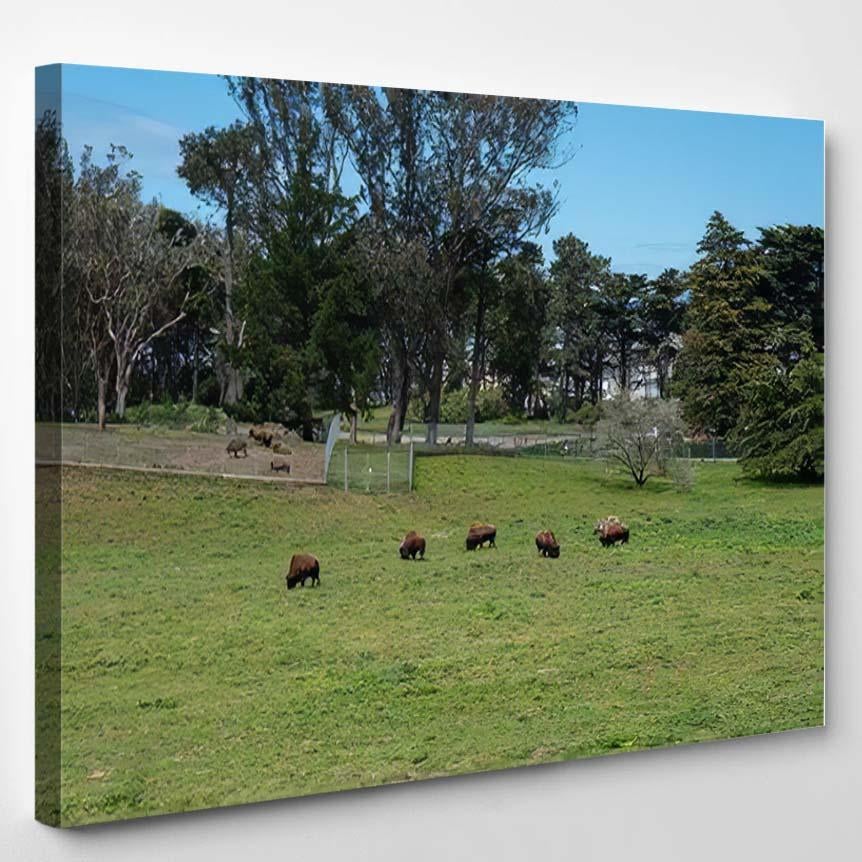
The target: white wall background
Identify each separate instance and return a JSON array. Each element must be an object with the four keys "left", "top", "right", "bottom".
[{"left": 1, "top": 1, "right": 857, "bottom": 858}]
